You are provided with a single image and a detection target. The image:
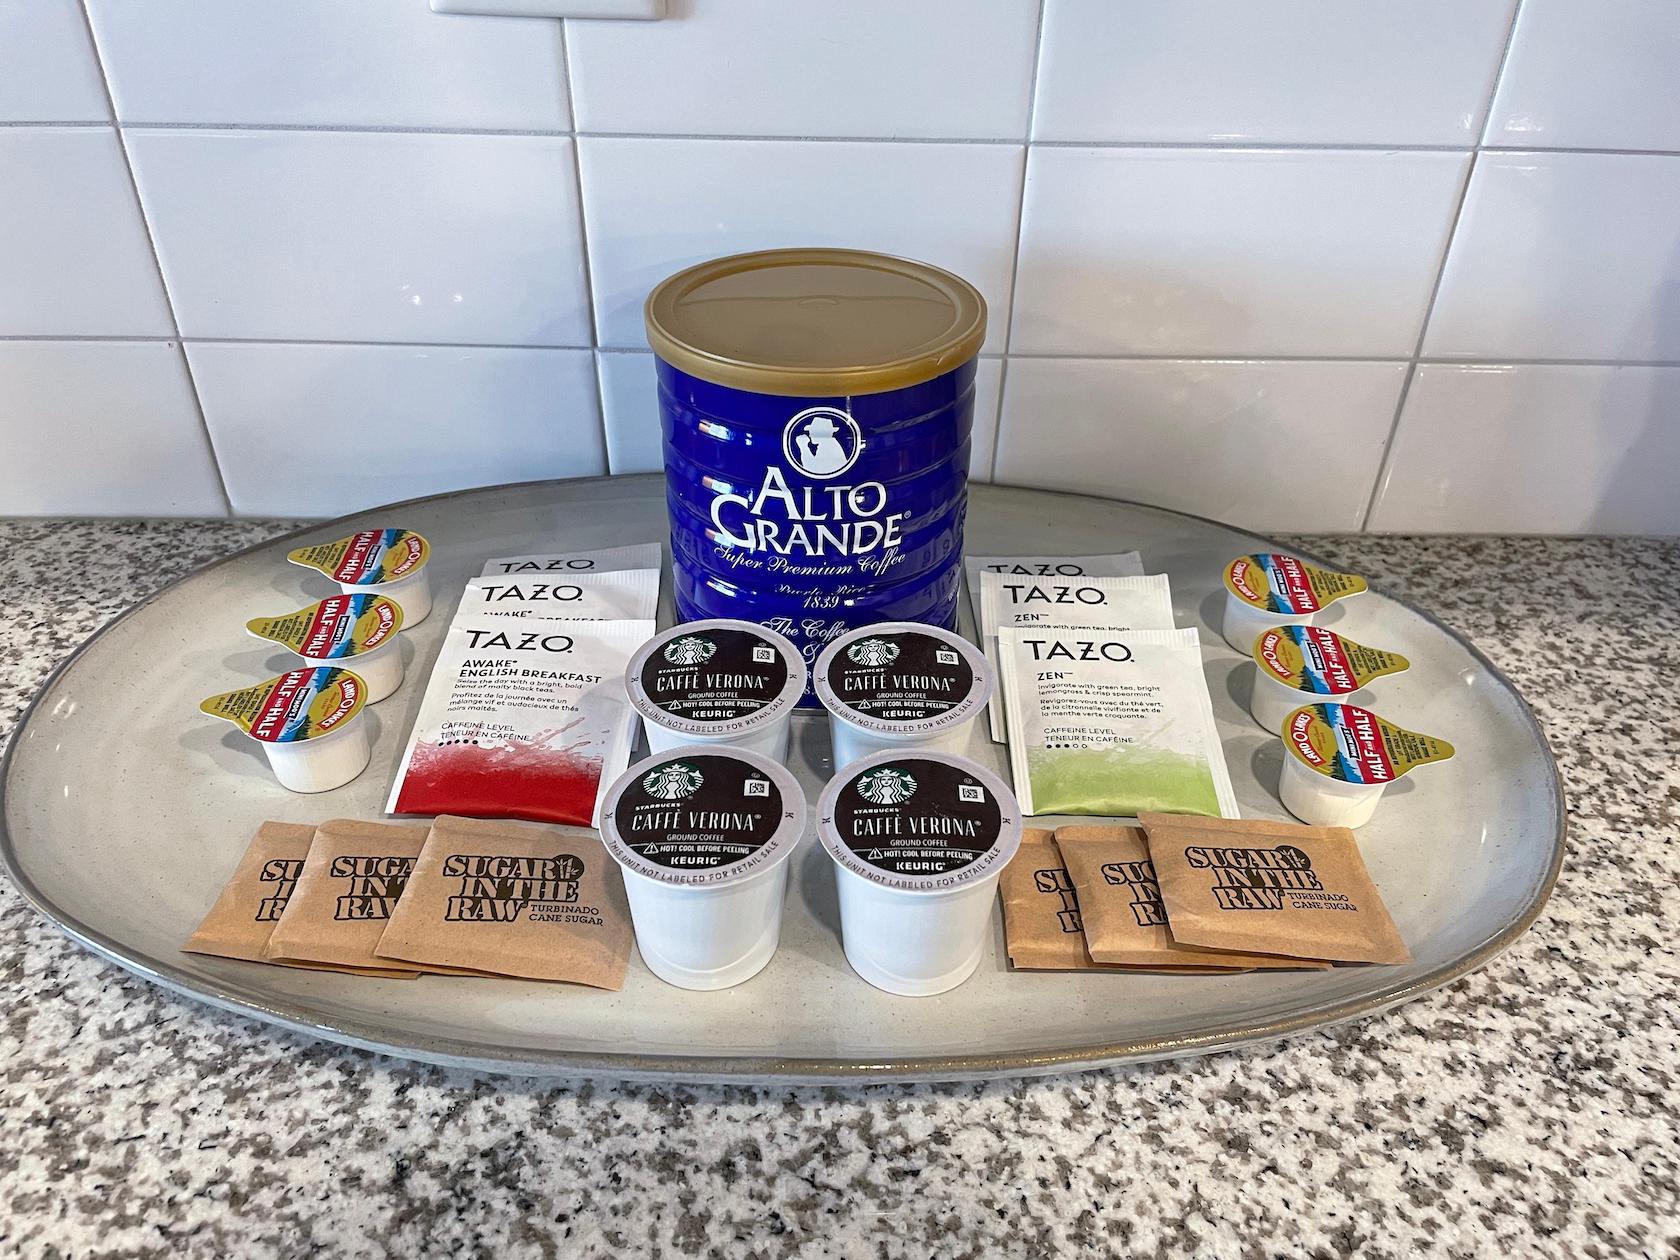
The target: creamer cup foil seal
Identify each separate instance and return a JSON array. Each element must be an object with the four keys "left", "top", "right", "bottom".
[
  {"left": 814, "top": 622, "right": 990, "bottom": 735},
  {"left": 246, "top": 594, "right": 403, "bottom": 660},
  {"left": 200, "top": 667, "right": 367, "bottom": 743},
  {"left": 627, "top": 619, "right": 805, "bottom": 738},
  {"left": 1224, "top": 553, "right": 1366, "bottom": 615},
  {"left": 599, "top": 746, "right": 805, "bottom": 888},
  {"left": 1253, "top": 626, "right": 1409, "bottom": 696},
  {"left": 1283, "top": 703, "right": 1455, "bottom": 784},
  {"left": 817, "top": 750, "right": 1022, "bottom": 893},
  {"left": 288, "top": 529, "right": 429, "bottom": 586}
]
